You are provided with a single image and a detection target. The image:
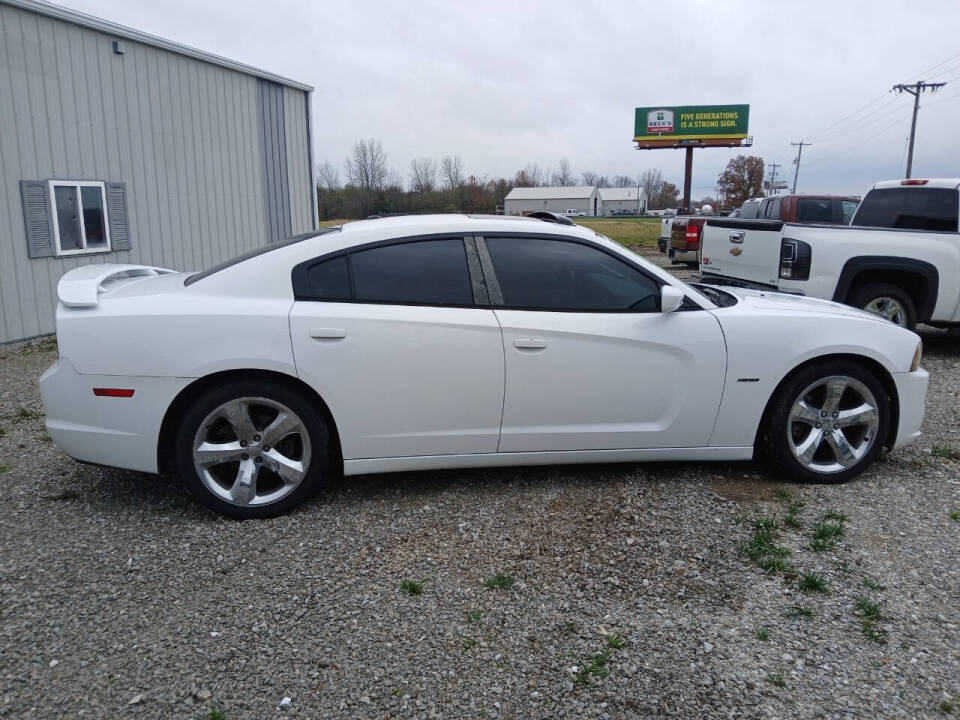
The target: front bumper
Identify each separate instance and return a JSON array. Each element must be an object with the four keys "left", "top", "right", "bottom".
[
  {"left": 891, "top": 368, "right": 929, "bottom": 450},
  {"left": 39, "top": 357, "right": 190, "bottom": 474}
]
